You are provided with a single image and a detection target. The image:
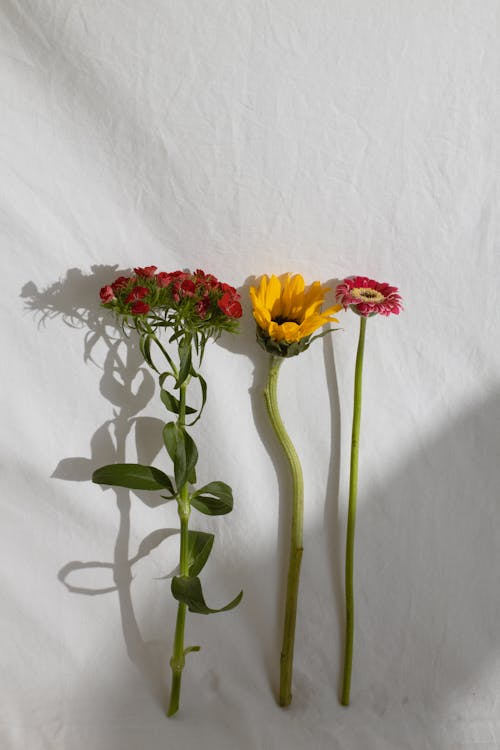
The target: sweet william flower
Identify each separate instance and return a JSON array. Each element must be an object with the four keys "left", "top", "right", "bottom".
[
  {"left": 180, "top": 279, "right": 196, "bottom": 297},
  {"left": 98, "top": 265, "right": 242, "bottom": 335},
  {"left": 125, "top": 286, "right": 149, "bottom": 303},
  {"left": 218, "top": 291, "right": 243, "bottom": 318},
  {"left": 111, "top": 276, "right": 130, "bottom": 292},
  {"left": 131, "top": 300, "right": 150, "bottom": 315},
  {"left": 134, "top": 265, "right": 157, "bottom": 278},
  {"left": 195, "top": 298, "right": 210, "bottom": 319},
  {"left": 156, "top": 271, "right": 185, "bottom": 288},
  {"left": 94, "top": 263, "right": 242, "bottom": 717},
  {"left": 336, "top": 276, "right": 402, "bottom": 317},
  {"left": 100, "top": 285, "right": 115, "bottom": 303},
  {"left": 250, "top": 273, "right": 341, "bottom": 357}
]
